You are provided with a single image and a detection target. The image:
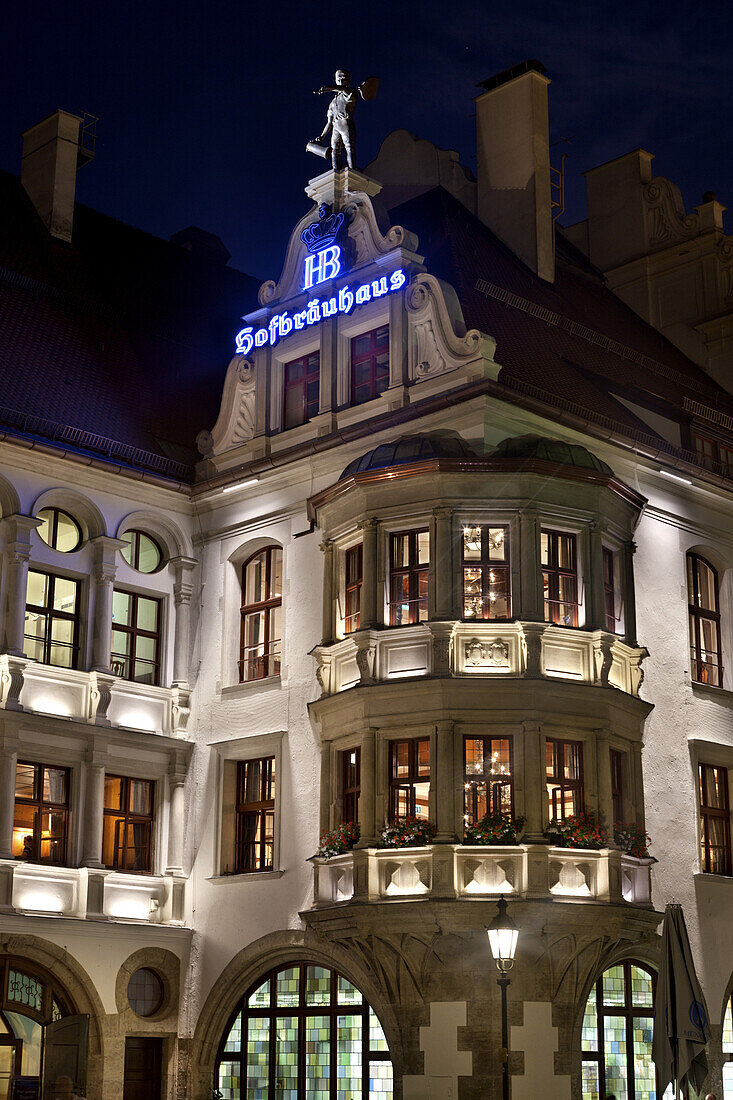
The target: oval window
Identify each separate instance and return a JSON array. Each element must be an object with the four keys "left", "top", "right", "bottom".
[
  {"left": 127, "top": 967, "right": 164, "bottom": 1017},
  {"left": 121, "top": 529, "right": 163, "bottom": 573},
  {"left": 37, "top": 508, "right": 82, "bottom": 553}
]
